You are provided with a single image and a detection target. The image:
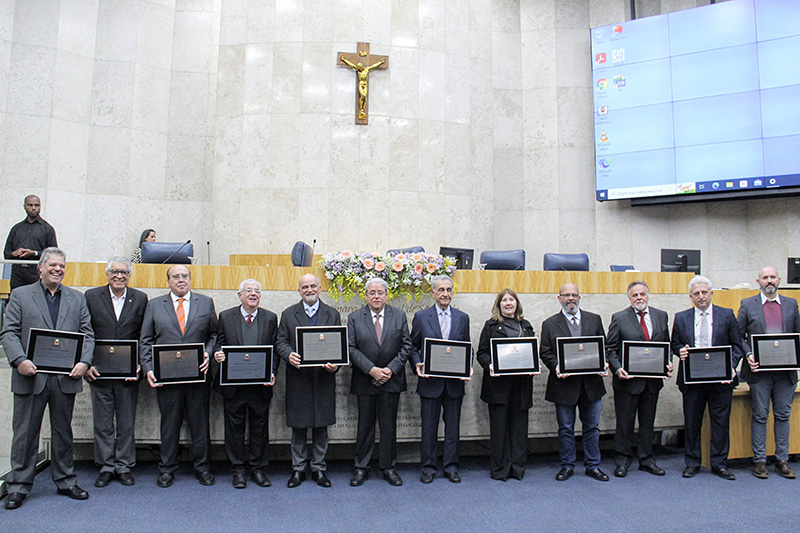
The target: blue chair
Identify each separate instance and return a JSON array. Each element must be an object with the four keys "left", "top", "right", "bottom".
[
  {"left": 141, "top": 242, "right": 194, "bottom": 264},
  {"left": 543, "top": 253, "right": 589, "bottom": 271},
  {"left": 610, "top": 264, "right": 635, "bottom": 272},
  {"left": 2, "top": 262, "right": 11, "bottom": 279},
  {"left": 479, "top": 249, "right": 526, "bottom": 271},
  {"left": 387, "top": 246, "right": 425, "bottom": 255},
  {"left": 291, "top": 241, "right": 313, "bottom": 267}
]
